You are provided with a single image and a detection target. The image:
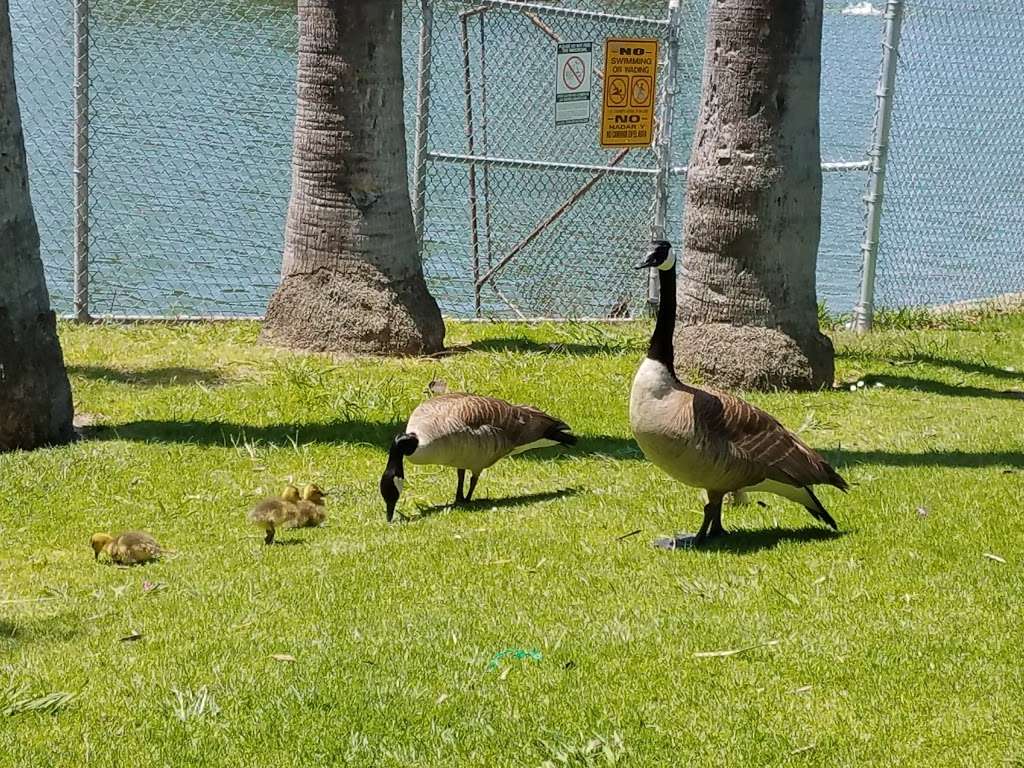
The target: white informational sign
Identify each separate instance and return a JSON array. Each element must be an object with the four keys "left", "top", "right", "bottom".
[{"left": 555, "top": 42, "right": 593, "bottom": 126}]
